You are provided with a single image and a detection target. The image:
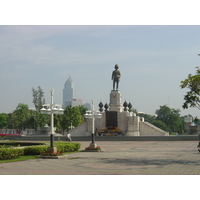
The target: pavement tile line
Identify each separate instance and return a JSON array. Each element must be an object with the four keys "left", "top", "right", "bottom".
[{"left": 67, "top": 156, "right": 200, "bottom": 166}]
